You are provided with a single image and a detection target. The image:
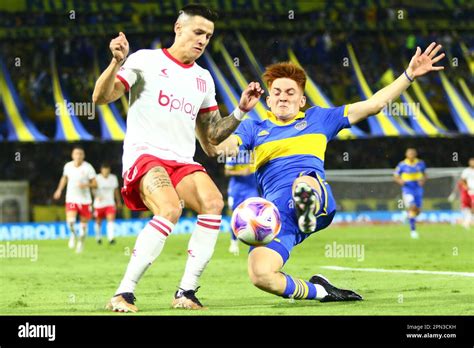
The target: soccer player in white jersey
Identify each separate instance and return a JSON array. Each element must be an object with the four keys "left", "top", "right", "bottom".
[
  {"left": 460, "top": 157, "right": 474, "bottom": 229},
  {"left": 93, "top": 4, "right": 262, "bottom": 312},
  {"left": 53, "top": 147, "right": 97, "bottom": 253},
  {"left": 93, "top": 163, "right": 122, "bottom": 244}
]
